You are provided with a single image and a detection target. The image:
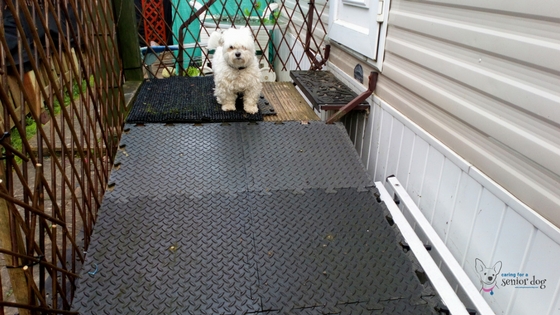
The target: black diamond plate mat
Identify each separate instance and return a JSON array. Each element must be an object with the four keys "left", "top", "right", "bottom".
[
  {"left": 73, "top": 193, "right": 259, "bottom": 314},
  {"left": 126, "top": 76, "right": 275, "bottom": 123},
  {"left": 111, "top": 123, "right": 249, "bottom": 198},
  {"left": 249, "top": 189, "right": 437, "bottom": 314},
  {"left": 73, "top": 122, "right": 440, "bottom": 315},
  {"left": 290, "top": 71, "right": 368, "bottom": 111},
  {"left": 108, "top": 122, "right": 372, "bottom": 198}
]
